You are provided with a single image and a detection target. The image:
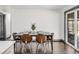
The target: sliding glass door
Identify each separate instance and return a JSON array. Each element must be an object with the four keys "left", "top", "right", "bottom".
[
  {"left": 66, "top": 12, "right": 75, "bottom": 45},
  {"left": 65, "top": 6, "right": 79, "bottom": 50}
]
